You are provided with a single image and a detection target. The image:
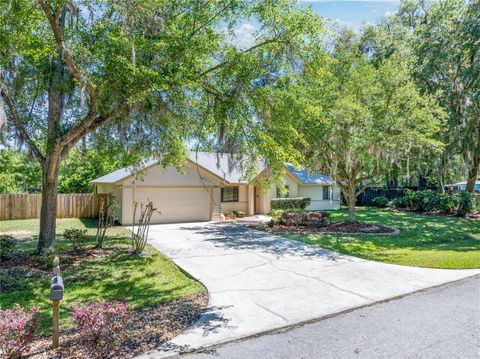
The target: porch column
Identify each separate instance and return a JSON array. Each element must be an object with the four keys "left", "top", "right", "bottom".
[{"left": 247, "top": 184, "right": 255, "bottom": 216}]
